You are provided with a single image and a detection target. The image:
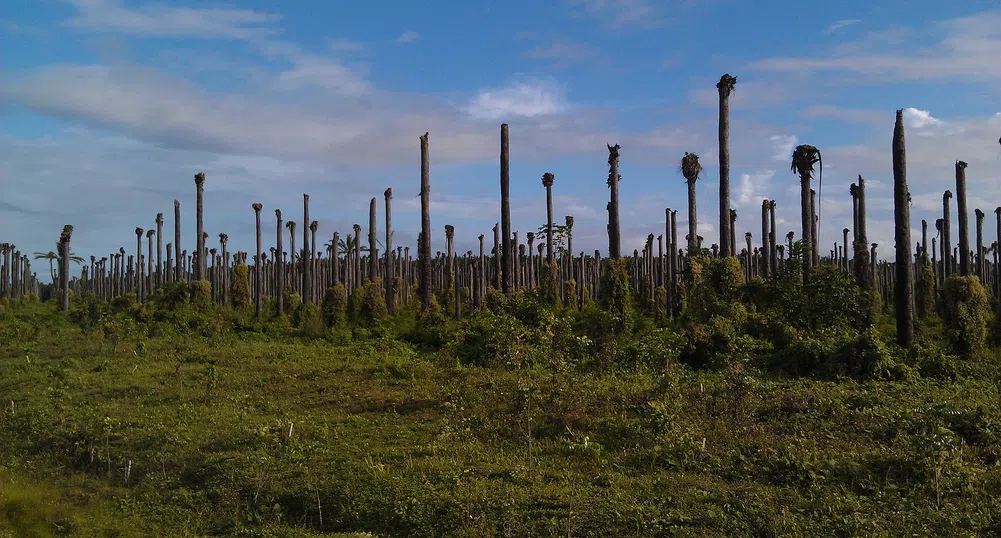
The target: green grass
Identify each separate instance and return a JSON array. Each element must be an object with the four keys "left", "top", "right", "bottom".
[{"left": 2, "top": 301, "right": 1001, "bottom": 536}]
